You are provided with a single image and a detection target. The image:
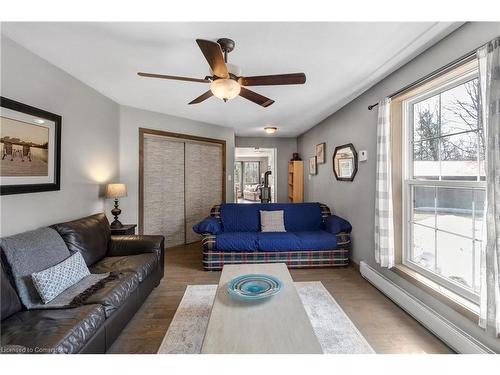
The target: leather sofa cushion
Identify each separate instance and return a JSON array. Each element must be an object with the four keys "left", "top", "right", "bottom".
[
  {"left": 52, "top": 213, "right": 111, "bottom": 266},
  {"left": 90, "top": 254, "right": 158, "bottom": 283},
  {"left": 1, "top": 264, "right": 22, "bottom": 321},
  {"left": 30, "top": 273, "right": 114, "bottom": 309},
  {"left": 1, "top": 304, "right": 105, "bottom": 354},
  {"left": 80, "top": 271, "right": 139, "bottom": 318}
]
